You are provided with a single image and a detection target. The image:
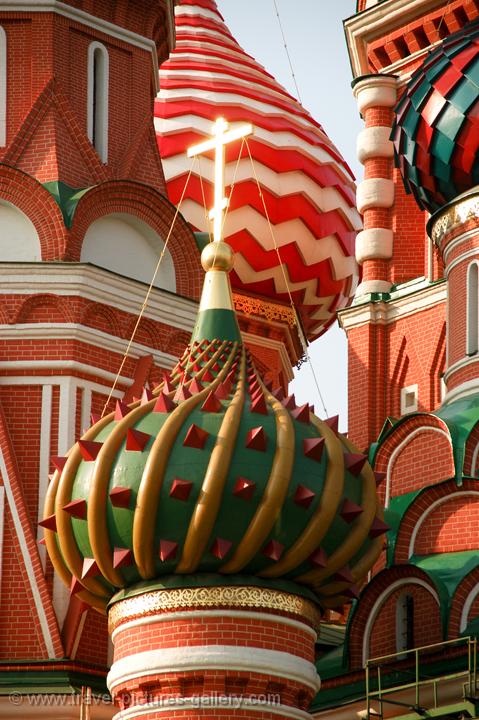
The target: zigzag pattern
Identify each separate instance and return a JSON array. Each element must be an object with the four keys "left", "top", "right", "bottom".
[{"left": 155, "top": 0, "right": 360, "bottom": 339}]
